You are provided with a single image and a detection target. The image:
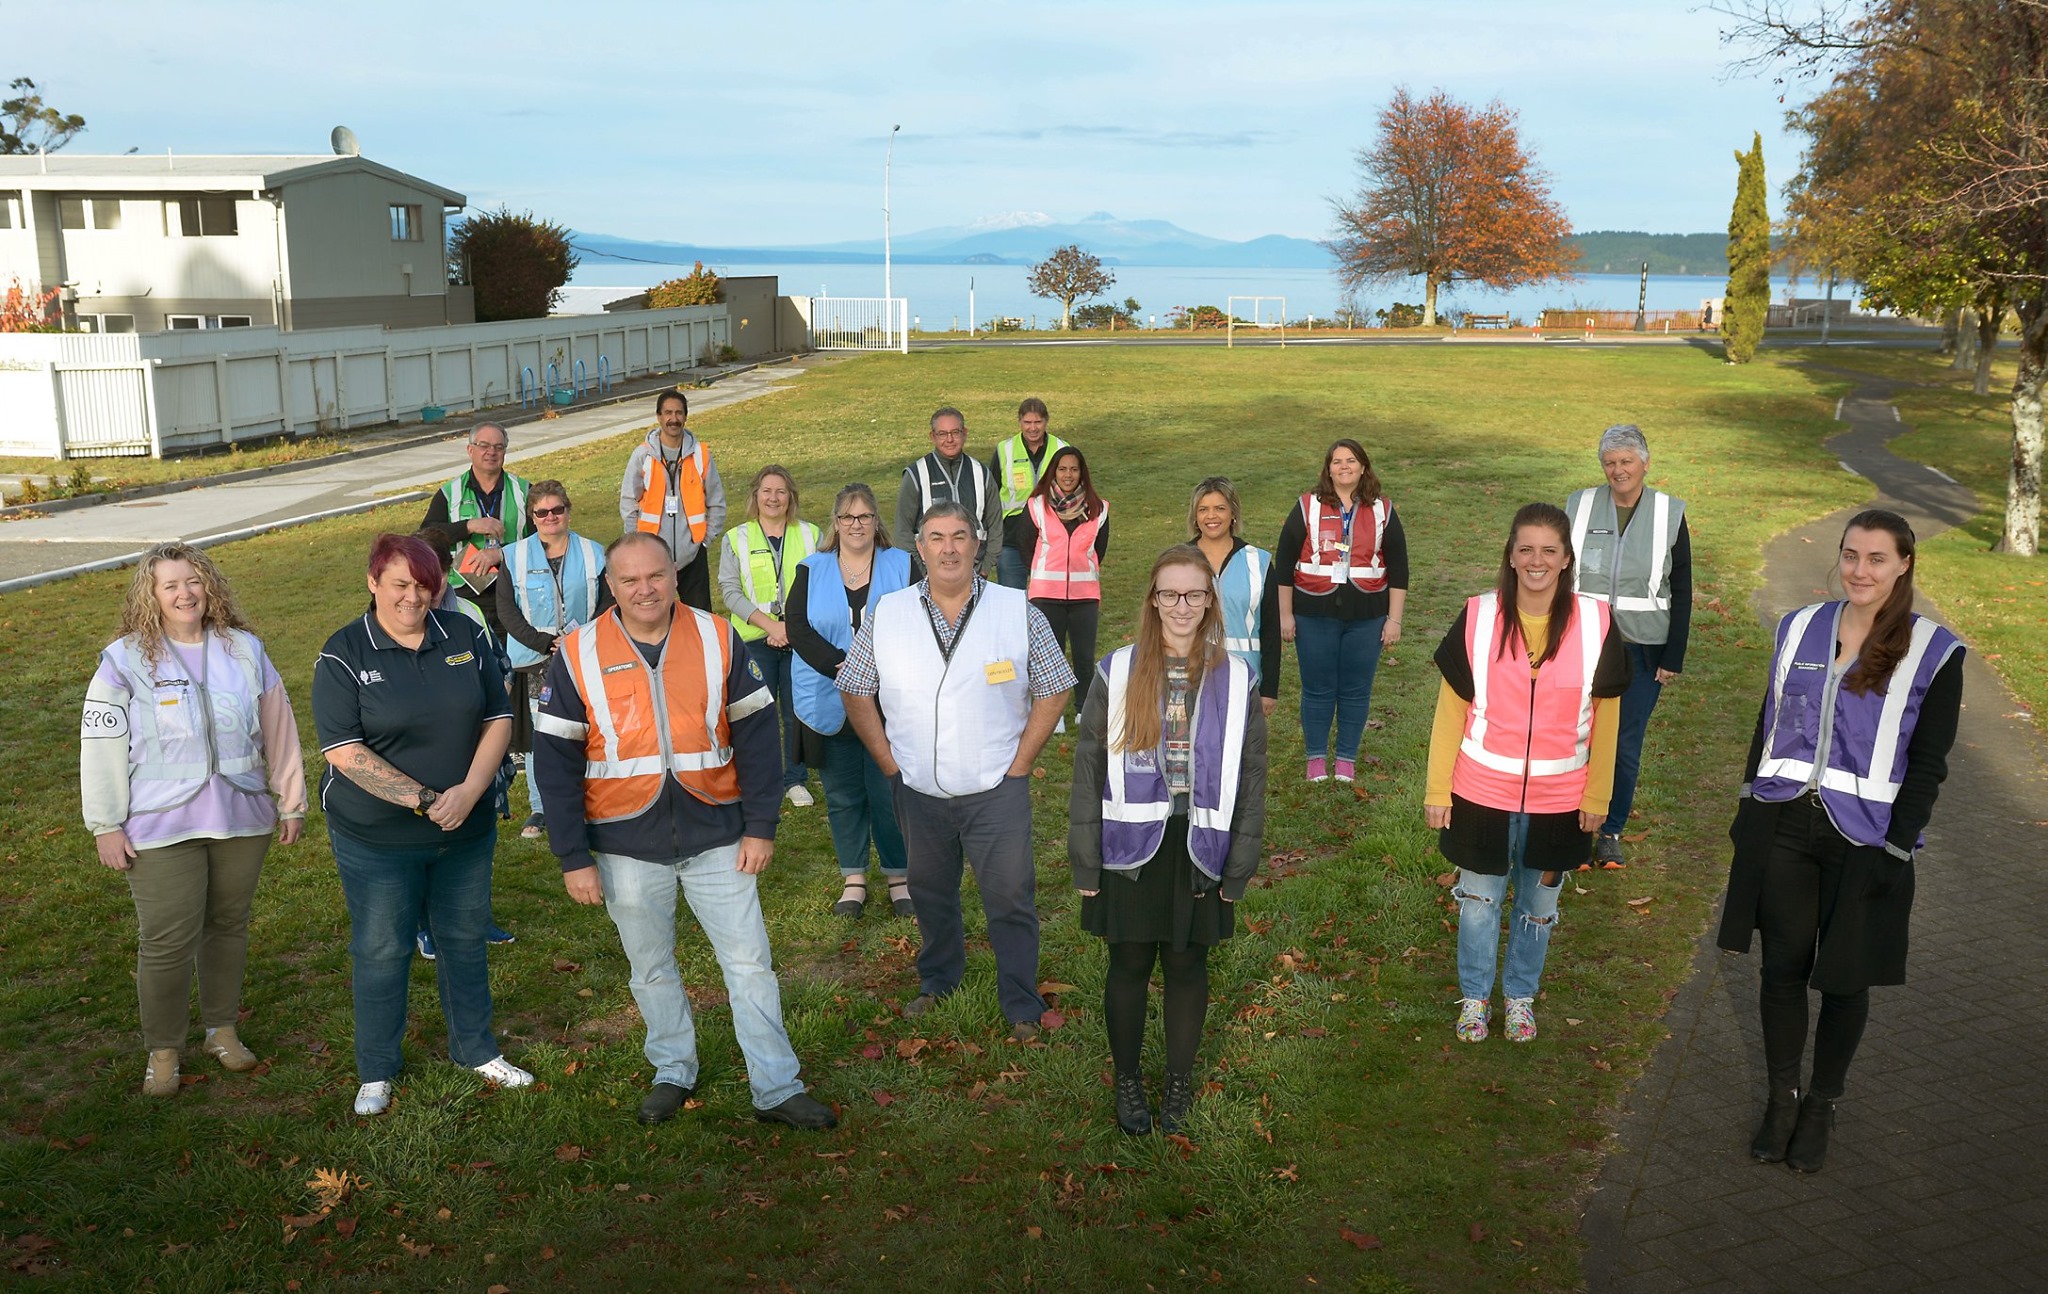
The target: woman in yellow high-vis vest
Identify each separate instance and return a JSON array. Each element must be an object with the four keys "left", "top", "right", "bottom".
[{"left": 718, "top": 466, "right": 823, "bottom": 806}]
